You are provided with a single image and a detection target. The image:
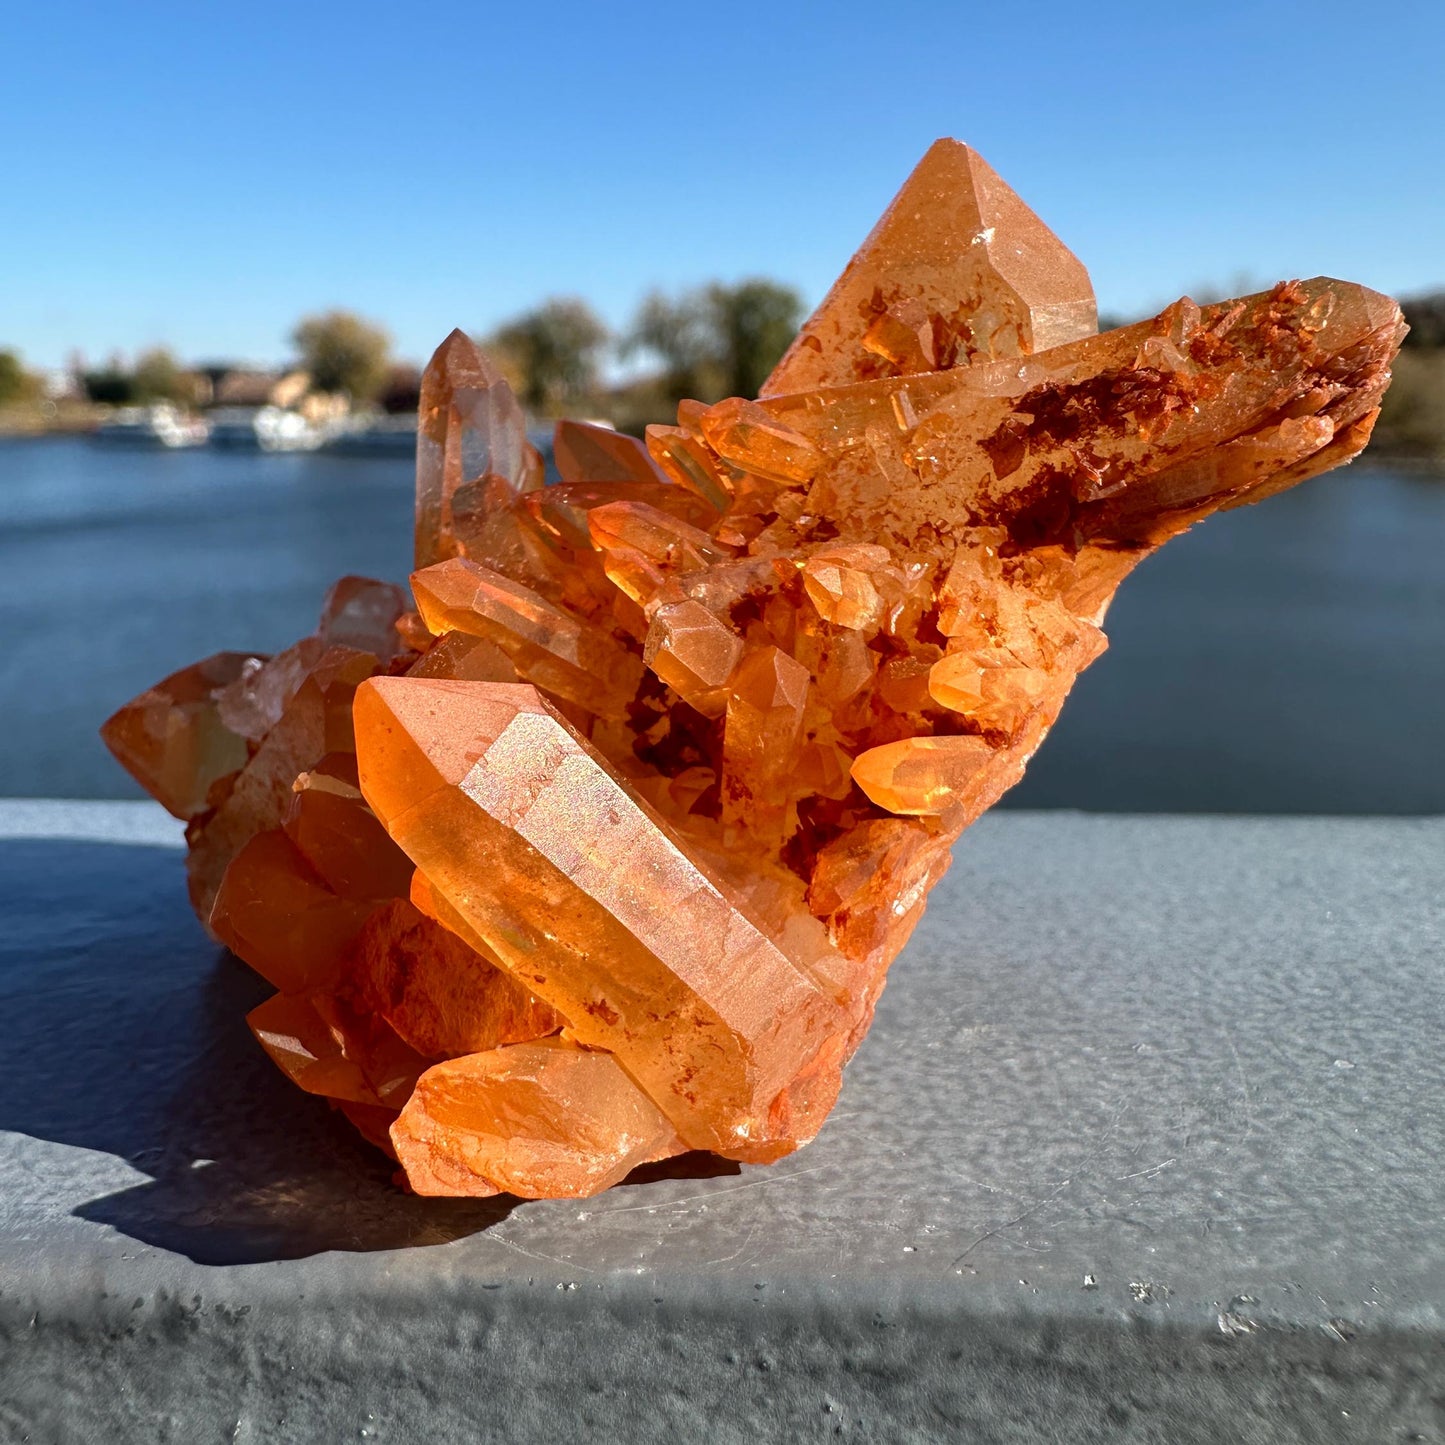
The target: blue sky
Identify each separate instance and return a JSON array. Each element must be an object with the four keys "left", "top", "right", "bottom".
[{"left": 4, "top": 0, "right": 1442, "bottom": 370}]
